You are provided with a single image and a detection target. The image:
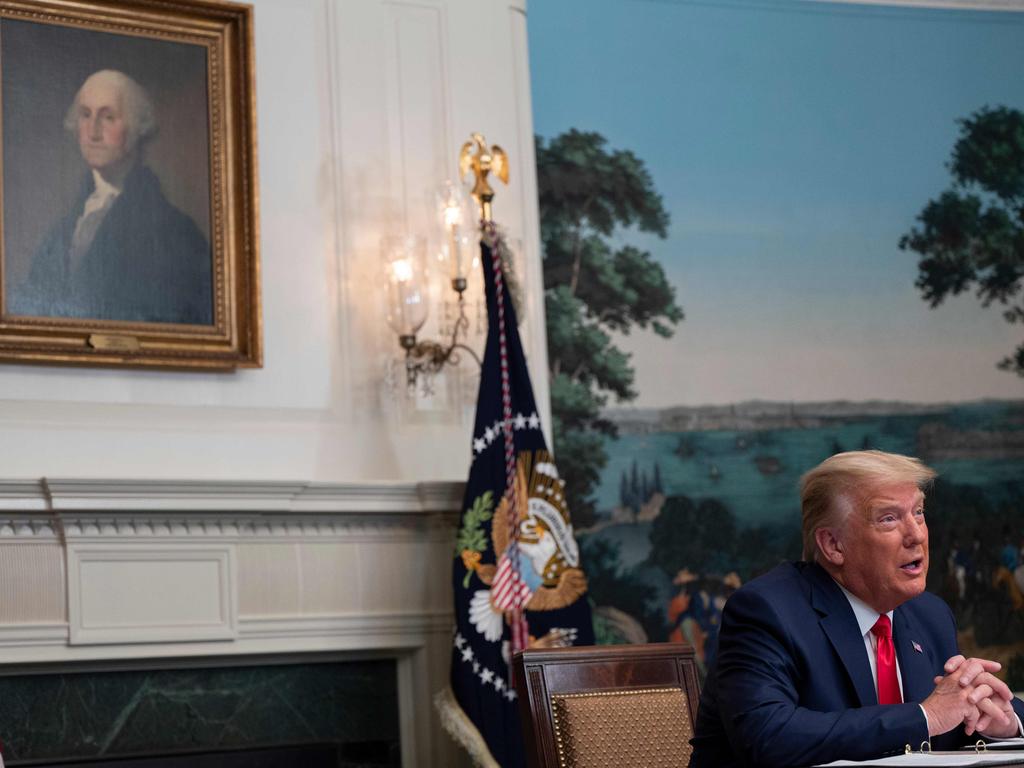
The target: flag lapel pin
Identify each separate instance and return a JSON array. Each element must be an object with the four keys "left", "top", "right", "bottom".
[{"left": 911, "top": 641, "right": 923, "bottom": 654}]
